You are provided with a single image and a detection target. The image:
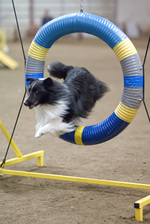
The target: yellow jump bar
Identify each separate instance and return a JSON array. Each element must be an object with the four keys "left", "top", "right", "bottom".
[
  {"left": 1, "top": 168, "right": 150, "bottom": 190},
  {"left": 0, "top": 151, "right": 44, "bottom": 167}
]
